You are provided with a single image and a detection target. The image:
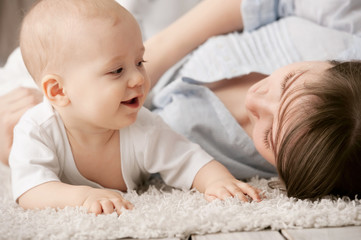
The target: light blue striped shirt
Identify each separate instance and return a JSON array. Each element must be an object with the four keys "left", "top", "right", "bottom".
[{"left": 153, "top": 0, "right": 361, "bottom": 179}]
